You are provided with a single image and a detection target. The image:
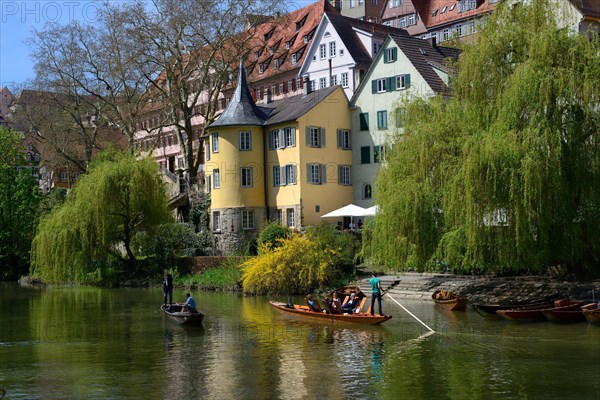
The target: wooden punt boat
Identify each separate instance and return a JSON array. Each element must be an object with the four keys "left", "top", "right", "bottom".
[
  {"left": 269, "top": 301, "right": 392, "bottom": 325},
  {"left": 542, "top": 308, "right": 587, "bottom": 323},
  {"left": 432, "top": 290, "right": 467, "bottom": 311},
  {"left": 473, "top": 294, "right": 560, "bottom": 318},
  {"left": 161, "top": 304, "right": 204, "bottom": 326},
  {"left": 582, "top": 303, "right": 600, "bottom": 325},
  {"left": 497, "top": 300, "right": 582, "bottom": 322}
]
